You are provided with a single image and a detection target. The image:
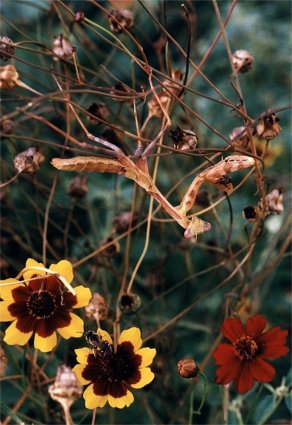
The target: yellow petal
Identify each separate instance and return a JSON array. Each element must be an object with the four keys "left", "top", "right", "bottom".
[
  {"left": 108, "top": 391, "right": 134, "bottom": 409},
  {"left": 34, "top": 332, "right": 57, "bottom": 352},
  {"left": 135, "top": 347, "right": 156, "bottom": 367},
  {"left": 131, "top": 367, "right": 154, "bottom": 389},
  {"left": 49, "top": 260, "right": 73, "bottom": 283},
  {"left": 75, "top": 347, "right": 92, "bottom": 364},
  {"left": 118, "top": 327, "right": 142, "bottom": 351},
  {"left": 73, "top": 286, "right": 92, "bottom": 308},
  {"left": 72, "top": 364, "right": 91, "bottom": 385},
  {"left": 4, "top": 321, "right": 33, "bottom": 346},
  {"left": 23, "top": 259, "right": 45, "bottom": 279},
  {"left": 97, "top": 328, "right": 113, "bottom": 345},
  {"left": 84, "top": 384, "right": 108, "bottom": 409},
  {"left": 0, "top": 301, "right": 15, "bottom": 321},
  {"left": 57, "top": 313, "right": 84, "bottom": 339},
  {"left": 0, "top": 278, "right": 20, "bottom": 300}
]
